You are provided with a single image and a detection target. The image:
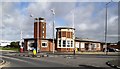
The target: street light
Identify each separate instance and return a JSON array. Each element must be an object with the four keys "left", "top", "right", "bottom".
[
  {"left": 30, "top": 14, "right": 39, "bottom": 53},
  {"left": 20, "top": 23, "right": 23, "bottom": 53},
  {"left": 72, "top": 9, "right": 75, "bottom": 56},
  {"left": 51, "top": 9, "right": 55, "bottom": 54},
  {"left": 104, "top": 1, "right": 112, "bottom": 55}
]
